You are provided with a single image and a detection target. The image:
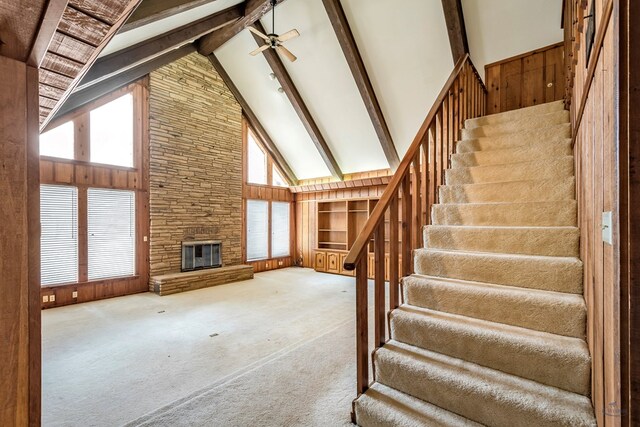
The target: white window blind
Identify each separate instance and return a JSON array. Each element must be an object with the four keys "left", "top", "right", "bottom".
[
  {"left": 40, "top": 185, "right": 78, "bottom": 285},
  {"left": 246, "top": 200, "right": 269, "bottom": 261},
  {"left": 247, "top": 132, "right": 267, "bottom": 184},
  {"left": 271, "top": 202, "right": 290, "bottom": 257},
  {"left": 88, "top": 188, "right": 136, "bottom": 280}
]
